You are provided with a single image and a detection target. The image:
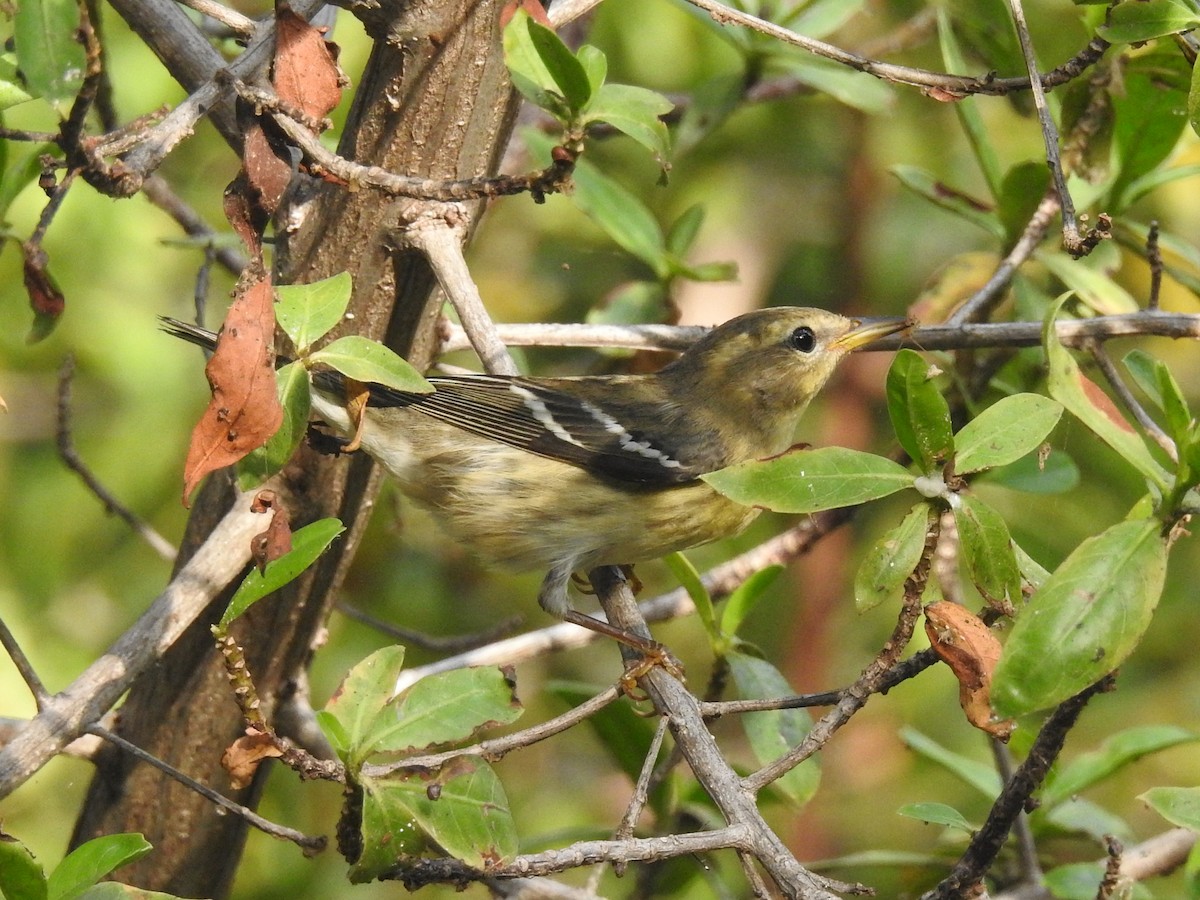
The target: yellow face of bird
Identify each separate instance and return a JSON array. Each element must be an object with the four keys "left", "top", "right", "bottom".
[{"left": 671, "top": 307, "right": 910, "bottom": 414}]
